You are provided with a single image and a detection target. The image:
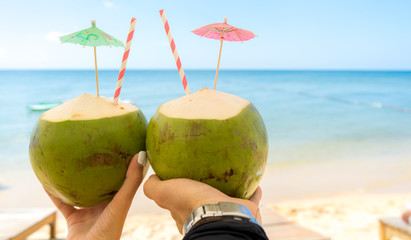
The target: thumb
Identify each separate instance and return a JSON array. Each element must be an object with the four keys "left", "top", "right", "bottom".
[
  {"left": 143, "top": 174, "right": 163, "bottom": 201},
  {"left": 110, "top": 151, "right": 147, "bottom": 207},
  {"left": 94, "top": 152, "right": 147, "bottom": 240},
  {"left": 250, "top": 186, "right": 262, "bottom": 205}
]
